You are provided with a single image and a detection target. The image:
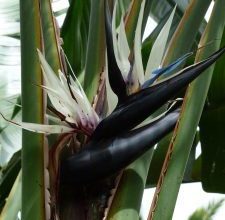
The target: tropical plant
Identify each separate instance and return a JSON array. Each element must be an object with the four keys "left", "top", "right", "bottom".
[
  {"left": 1, "top": 0, "right": 225, "bottom": 220},
  {"left": 188, "top": 199, "right": 224, "bottom": 220}
]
